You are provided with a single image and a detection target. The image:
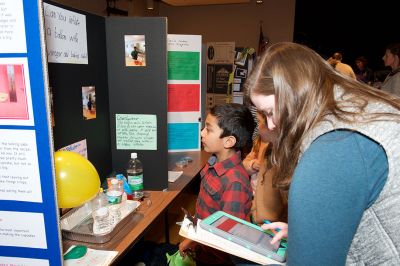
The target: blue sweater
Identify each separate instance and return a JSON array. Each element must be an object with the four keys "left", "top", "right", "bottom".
[{"left": 288, "top": 130, "right": 388, "bottom": 265}]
